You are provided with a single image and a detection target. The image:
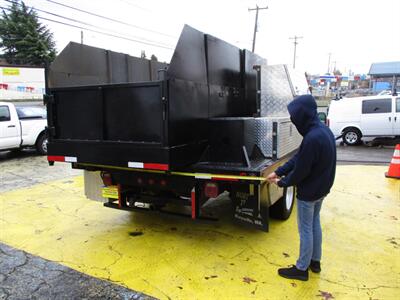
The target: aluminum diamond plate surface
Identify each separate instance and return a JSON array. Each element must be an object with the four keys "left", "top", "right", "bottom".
[
  {"left": 260, "top": 65, "right": 294, "bottom": 117},
  {"left": 254, "top": 118, "right": 271, "bottom": 157},
  {"left": 276, "top": 119, "right": 302, "bottom": 158},
  {"left": 253, "top": 117, "right": 302, "bottom": 159},
  {"left": 286, "top": 67, "right": 310, "bottom": 96}
]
